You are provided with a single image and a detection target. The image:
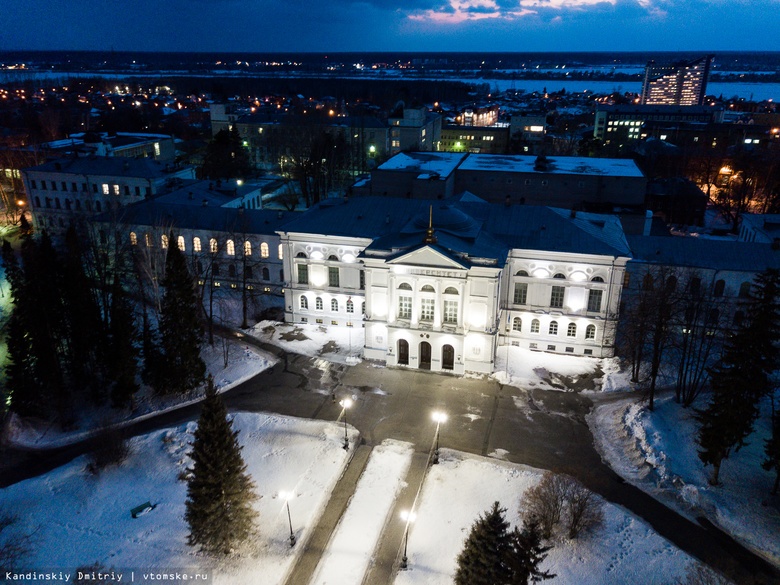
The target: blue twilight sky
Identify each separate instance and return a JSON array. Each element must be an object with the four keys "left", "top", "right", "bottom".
[{"left": 3, "top": 0, "right": 779, "bottom": 53}]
